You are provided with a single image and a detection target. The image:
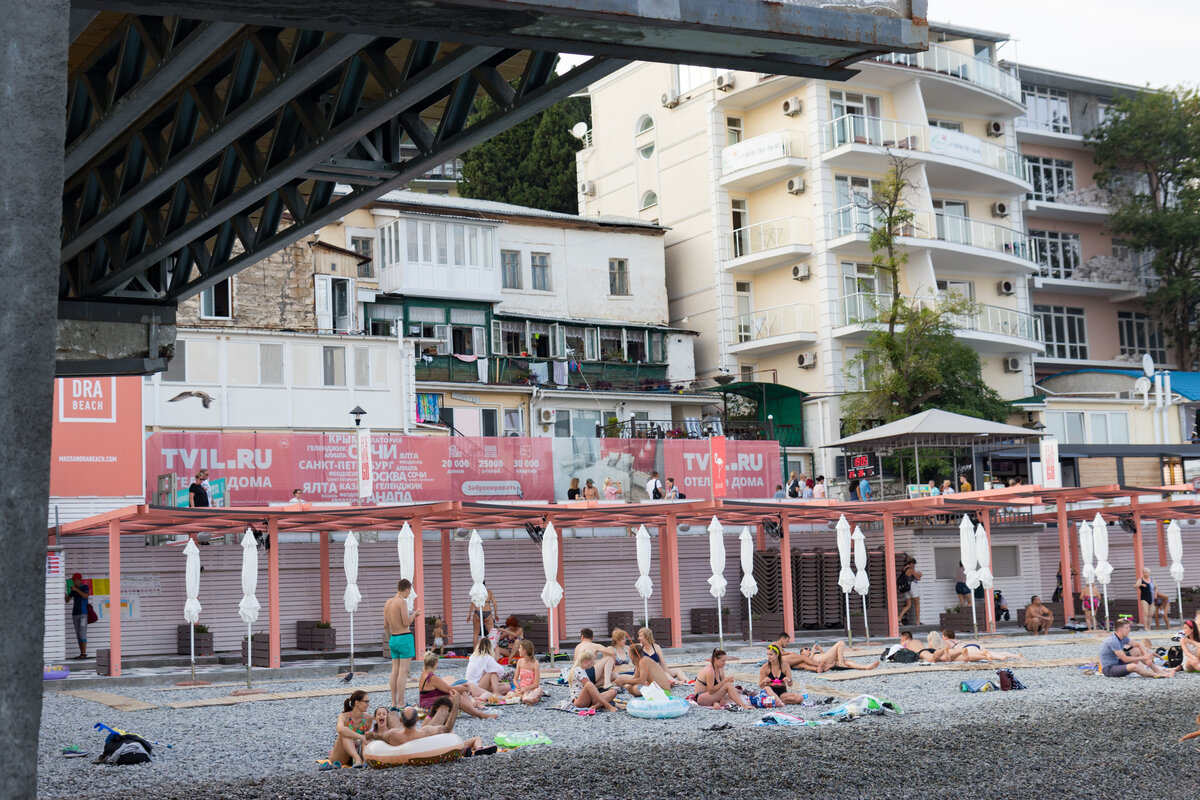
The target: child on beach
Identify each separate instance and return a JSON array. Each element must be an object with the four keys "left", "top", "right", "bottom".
[
  {"left": 431, "top": 618, "right": 445, "bottom": 656},
  {"left": 513, "top": 640, "right": 544, "bottom": 705}
]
